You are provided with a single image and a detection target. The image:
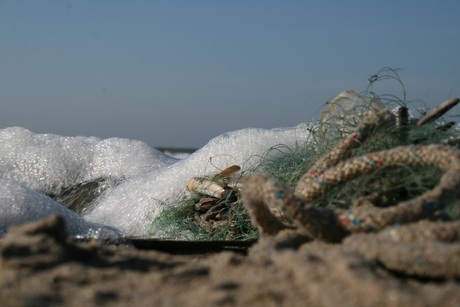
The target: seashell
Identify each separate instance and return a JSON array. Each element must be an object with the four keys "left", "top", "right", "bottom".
[
  {"left": 186, "top": 177, "right": 226, "bottom": 198},
  {"left": 215, "top": 165, "right": 241, "bottom": 179}
]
